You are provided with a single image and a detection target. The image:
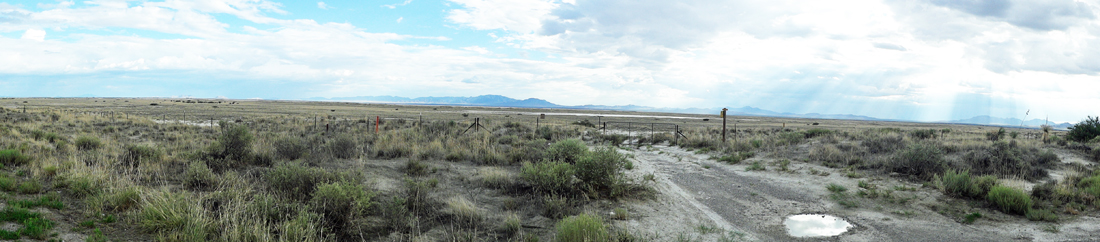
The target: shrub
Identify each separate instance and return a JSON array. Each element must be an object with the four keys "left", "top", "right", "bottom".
[
  {"left": 500, "top": 213, "right": 521, "bottom": 235},
  {"left": 264, "top": 163, "right": 347, "bottom": 201},
  {"left": 746, "top": 161, "right": 766, "bottom": 171},
  {"left": 310, "top": 182, "right": 374, "bottom": 233},
  {"left": 0, "top": 150, "right": 30, "bottom": 166},
  {"left": 17, "top": 180, "right": 41, "bottom": 194},
  {"left": 910, "top": 129, "right": 938, "bottom": 140},
  {"left": 75, "top": 136, "right": 102, "bottom": 151},
  {"left": 327, "top": 134, "right": 359, "bottom": 159},
  {"left": 183, "top": 162, "right": 218, "bottom": 191},
  {"left": 575, "top": 147, "right": 626, "bottom": 192},
  {"left": 65, "top": 175, "right": 104, "bottom": 198},
  {"left": 940, "top": 170, "right": 998, "bottom": 199},
  {"left": 963, "top": 141, "right": 1054, "bottom": 181},
  {"left": 521, "top": 161, "right": 575, "bottom": 195},
  {"left": 803, "top": 128, "right": 833, "bottom": 138},
  {"left": 555, "top": 214, "right": 609, "bottom": 242},
  {"left": 1026, "top": 209, "right": 1058, "bottom": 222},
  {"left": 1067, "top": 116, "right": 1100, "bottom": 142},
  {"left": 809, "top": 144, "right": 859, "bottom": 168},
  {"left": 986, "top": 128, "right": 1006, "bottom": 141},
  {"left": 827, "top": 183, "right": 847, "bottom": 193},
  {"left": 547, "top": 139, "right": 588, "bottom": 164},
  {"left": 273, "top": 136, "right": 308, "bottom": 160},
  {"left": 863, "top": 135, "right": 905, "bottom": 154},
  {"left": 774, "top": 131, "right": 804, "bottom": 145},
  {"left": 891, "top": 142, "right": 944, "bottom": 180},
  {"left": 122, "top": 144, "right": 160, "bottom": 169},
  {"left": 211, "top": 124, "right": 253, "bottom": 161},
  {"left": 717, "top": 152, "right": 754, "bottom": 164},
  {"left": 986, "top": 185, "right": 1032, "bottom": 215}
]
